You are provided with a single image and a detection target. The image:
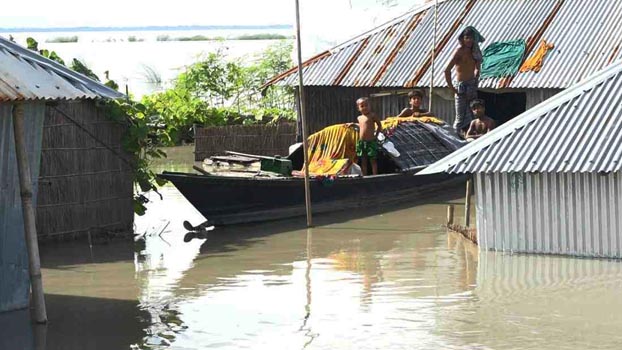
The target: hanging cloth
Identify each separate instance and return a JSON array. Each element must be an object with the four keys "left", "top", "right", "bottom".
[
  {"left": 520, "top": 39, "right": 555, "bottom": 73},
  {"left": 480, "top": 39, "right": 527, "bottom": 79}
]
